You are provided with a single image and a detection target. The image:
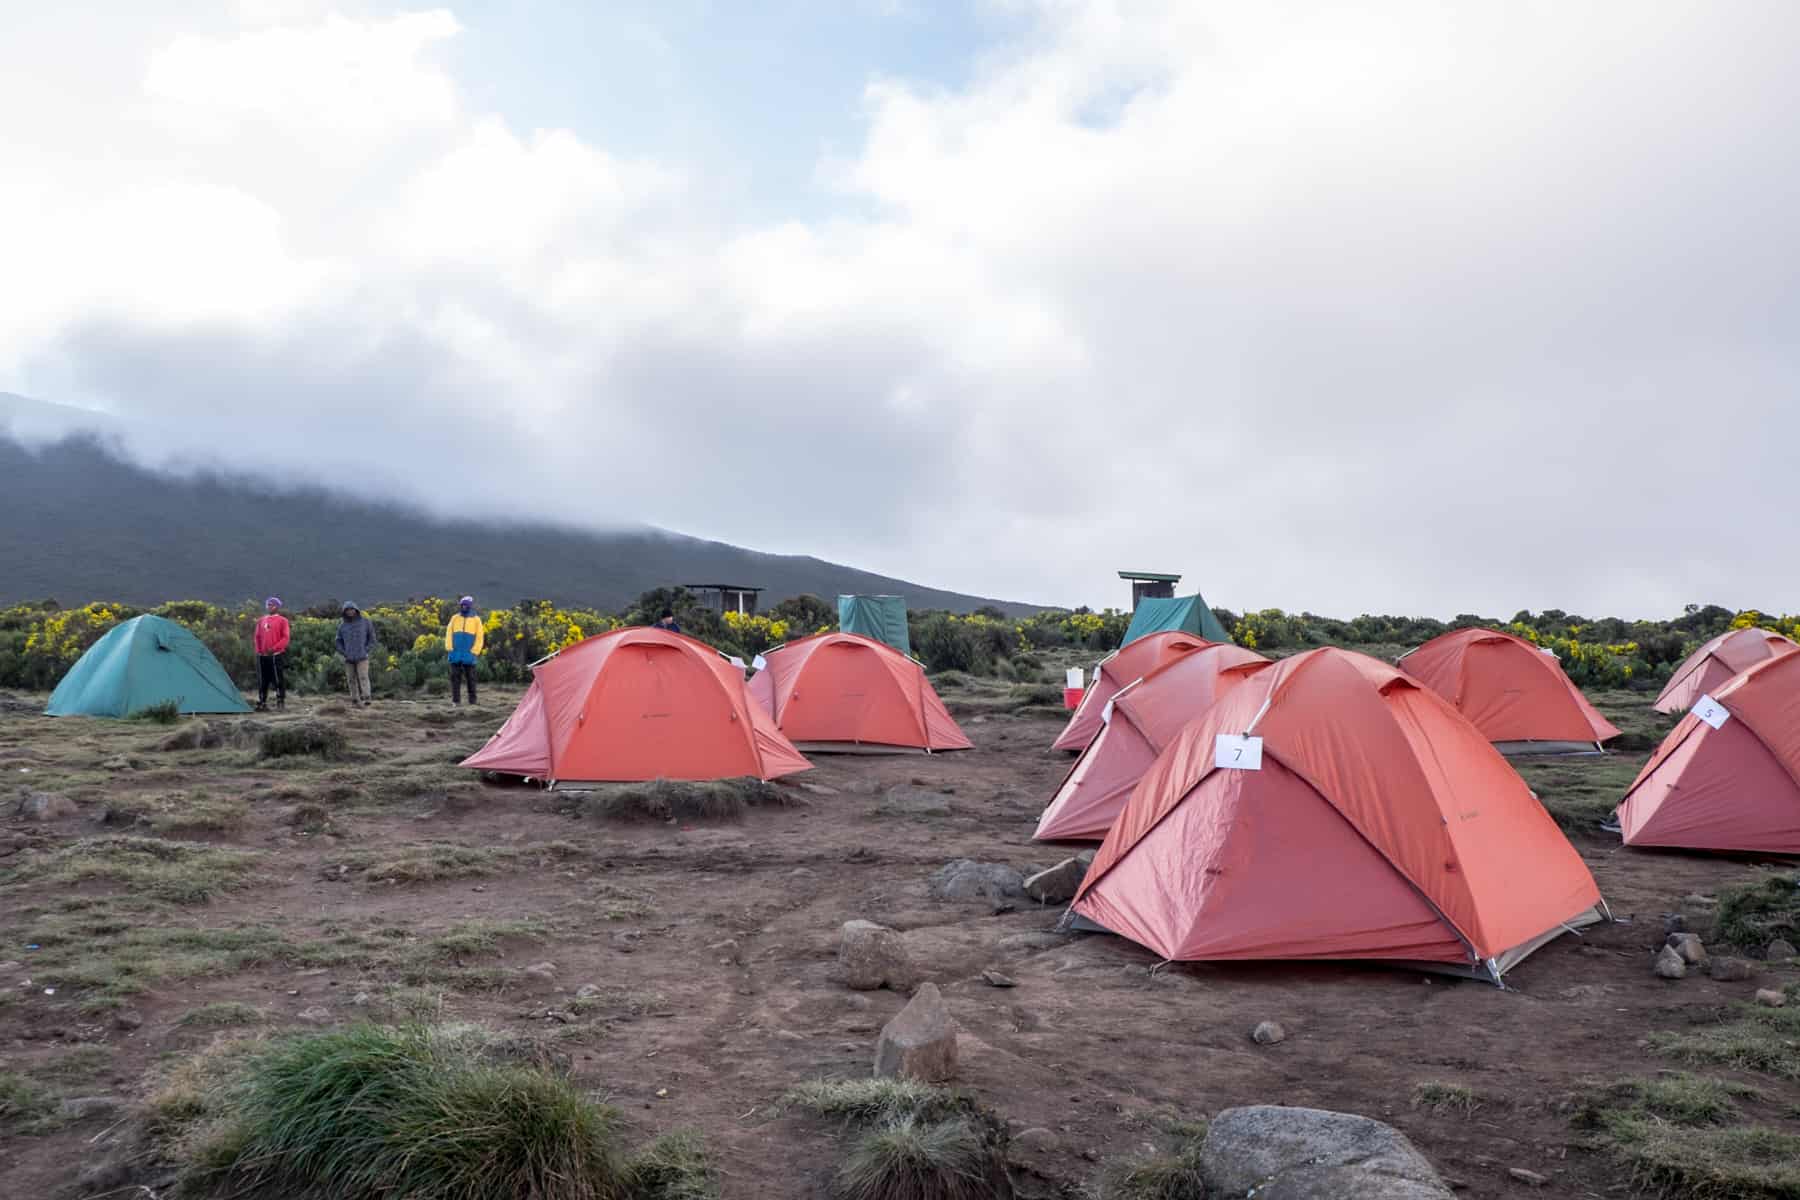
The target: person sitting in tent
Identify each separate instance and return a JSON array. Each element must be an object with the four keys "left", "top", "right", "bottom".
[
  {"left": 252, "top": 596, "right": 290, "bottom": 712},
  {"left": 336, "top": 602, "right": 378, "bottom": 706},
  {"left": 654, "top": 608, "right": 681, "bottom": 635},
  {"left": 445, "top": 595, "right": 485, "bottom": 705}
]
